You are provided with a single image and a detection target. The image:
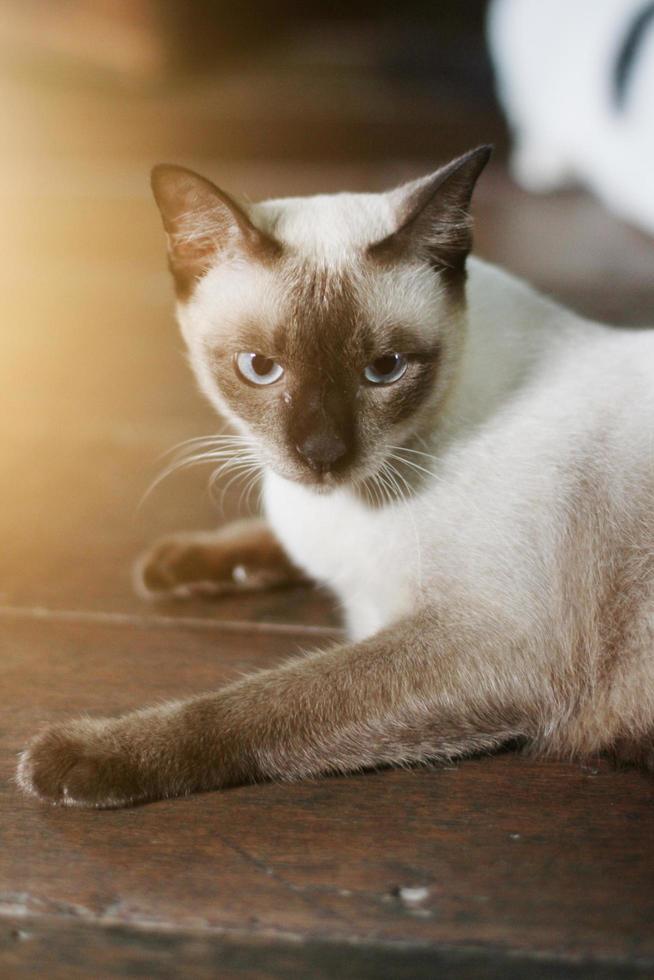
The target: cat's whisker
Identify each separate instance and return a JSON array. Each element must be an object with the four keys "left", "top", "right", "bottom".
[
  {"left": 383, "top": 460, "right": 405, "bottom": 505},
  {"left": 165, "top": 433, "right": 251, "bottom": 449},
  {"left": 383, "top": 459, "right": 424, "bottom": 590},
  {"left": 139, "top": 456, "right": 224, "bottom": 510},
  {"left": 140, "top": 435, "right": 260, "bottom": 511},
  {"left": 220, "top": 466, "right": 260, "bottom": 514},
  {"left": 361, "top": 478, "right": 375, "bottom": 510},
  {"left": 242, "top": 470, "right": 262, "bottom": 515},
  {"left": 387, "top": 448, "right": 436, "bottom": 471},
  {"left": 376, "top": 465, "right": 398, "bottom": 509},
  {"left": 142, "top": 451, "right": 246, "bottom": 500},
  {"left": 386, "top": 452, "right": 437, "bottom": 481},
  {"left": 159, "top": 434, "right": 253, "bottom": 463},
  {"left": 384, "top": 459, "right": 414, "bottom": 508},
  {"left": 255, "top": 478, "right": 265, "bottom": 515},
  {"left": 366, "top": 472, "right": 384, "bottom": 510},
  {"left": 387, "top": 444, "right": 439, "bottom": 464},
  {"left": 378, "top": 462, "right": 401, "bottom": 505},
  {"left": 207, "top": 455, "right": 259, "bottom": 491},
  {"left": 169, "top": 447, "right": 257, "bottom": 476},
  {"left": 213, "top": 460, "right": 262, "bottom": 514},
  {"left": 374, "top": 468, "right": 392, "bottom": 509},
  {"left": 382, "top": 459, "right": 412, "bottom": 504},
  {"left": 383, "top": 461, "right": 408, "bottom": 498},
  {"left": 160, "top": 445, "right": 252, "bottom": 471},
  {"left": 209, "top": 465, "right": 243, "bottom": 511},
  {"left": 175, "top": 449, "right": 252, "bottom": 470},
  {"left": 237, "top": 465, "right": 263, "bottom": 514},
  {"left": 206, "top": 457, "right": 240, "bottom": 492}
]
